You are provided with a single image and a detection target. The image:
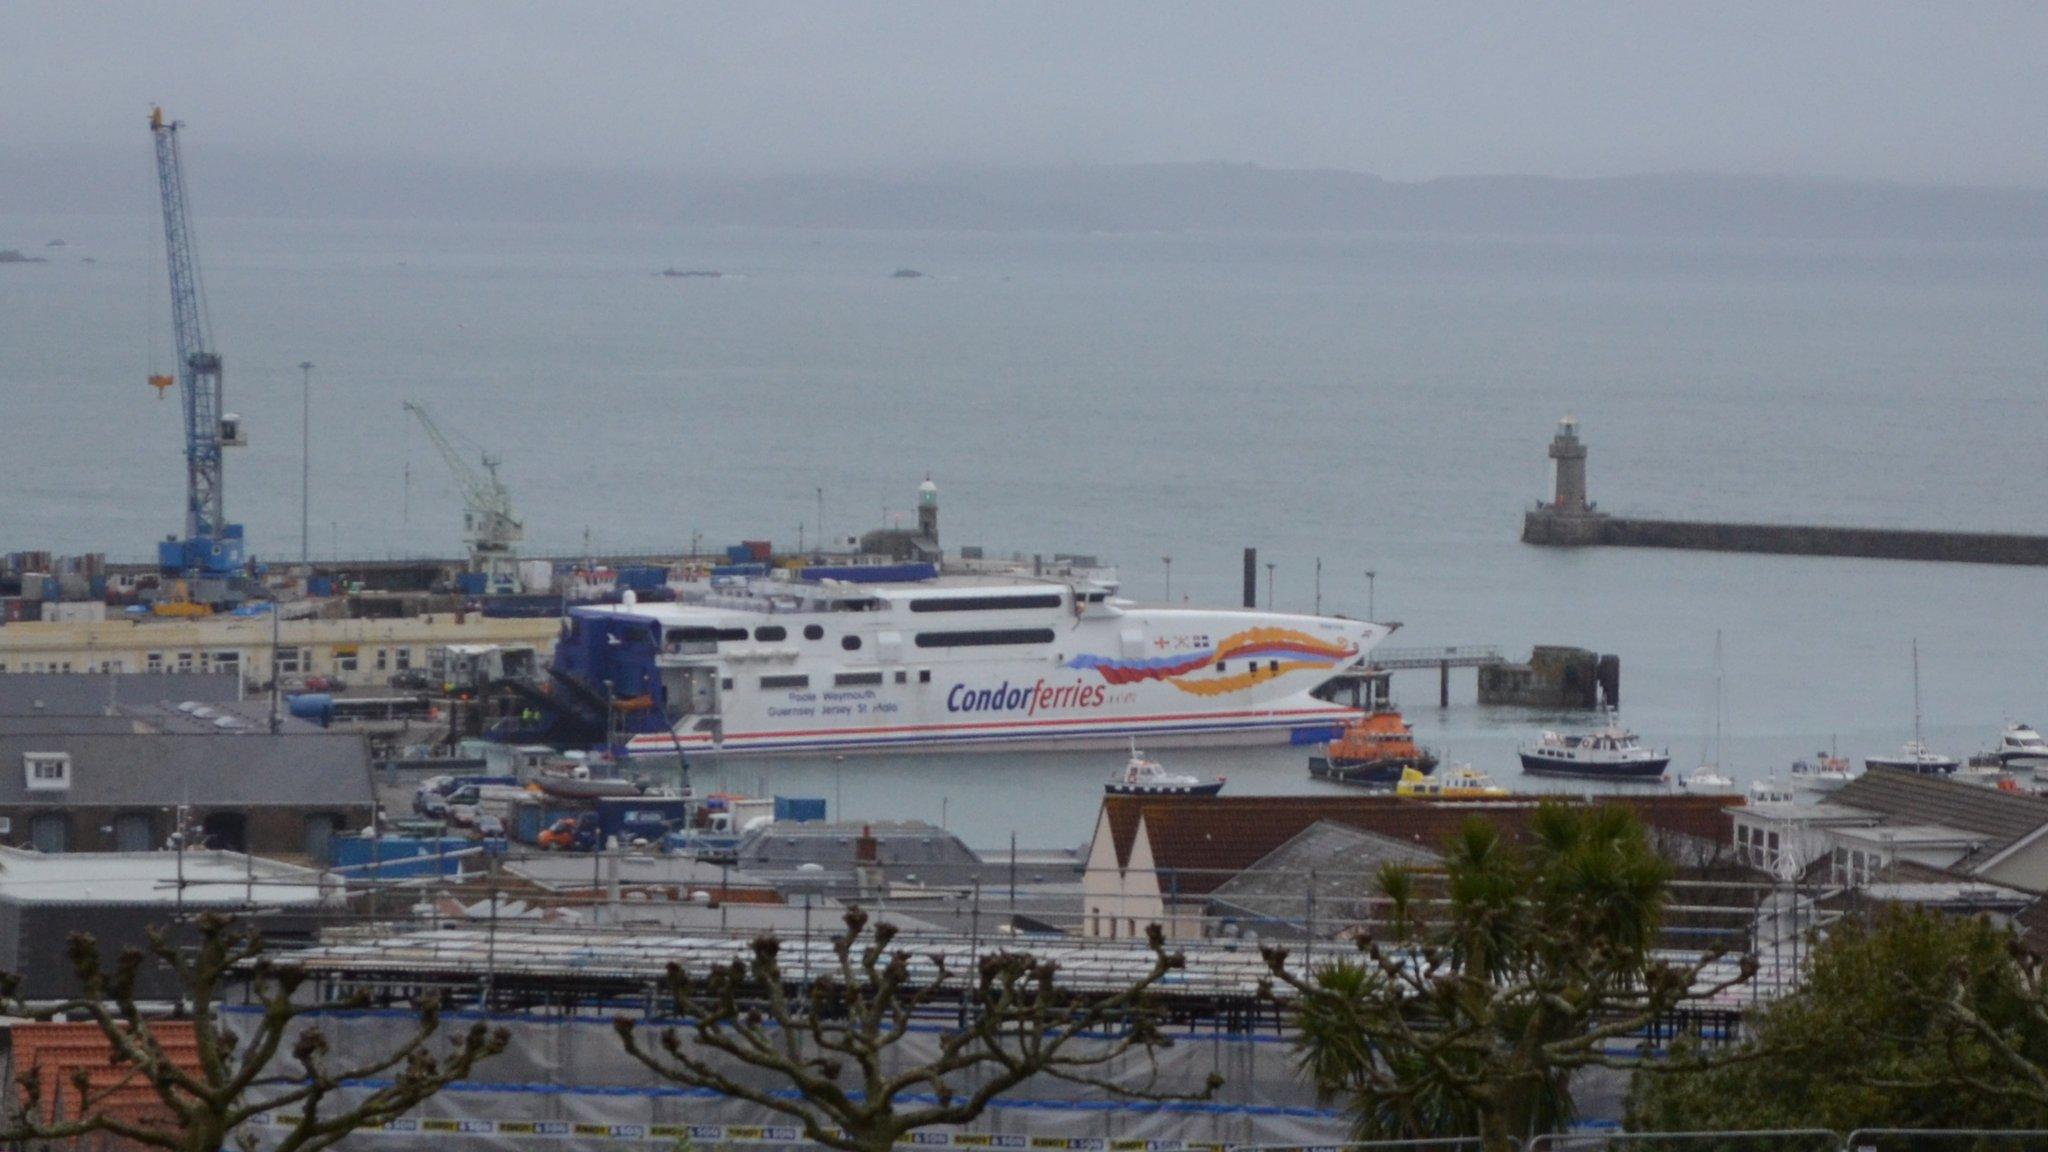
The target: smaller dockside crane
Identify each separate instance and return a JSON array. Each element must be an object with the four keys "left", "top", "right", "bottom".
[{"left": 403, "top": 401, "right": 524, "bottom": 594}]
